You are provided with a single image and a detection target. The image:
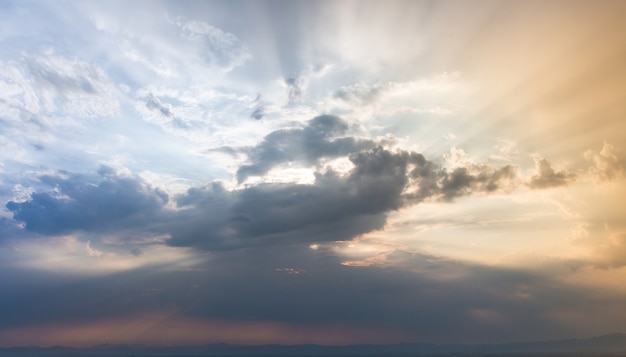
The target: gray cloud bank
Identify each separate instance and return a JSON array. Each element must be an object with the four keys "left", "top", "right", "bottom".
[
  {"left": 5, "top": 170, "right": 168, "bottom": 236},
  {"left": 6, "top": 115, "right": 519, "bottom": 252},
  {"left": 0, "top": 245, "right": 620, "bottom": 344}
]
